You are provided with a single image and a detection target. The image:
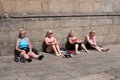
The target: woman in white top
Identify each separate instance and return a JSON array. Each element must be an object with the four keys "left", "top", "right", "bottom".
[{"left": 85, "top": 30, "right": 109, "bottom": 52}]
